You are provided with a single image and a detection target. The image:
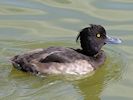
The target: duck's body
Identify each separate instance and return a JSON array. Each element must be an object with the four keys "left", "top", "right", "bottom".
[
  {"left": 11, "top": 24, "right": 121, "bottom": 75},
  {"left": 11, "top": 47, "right": 105, "bottom": 75}
]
